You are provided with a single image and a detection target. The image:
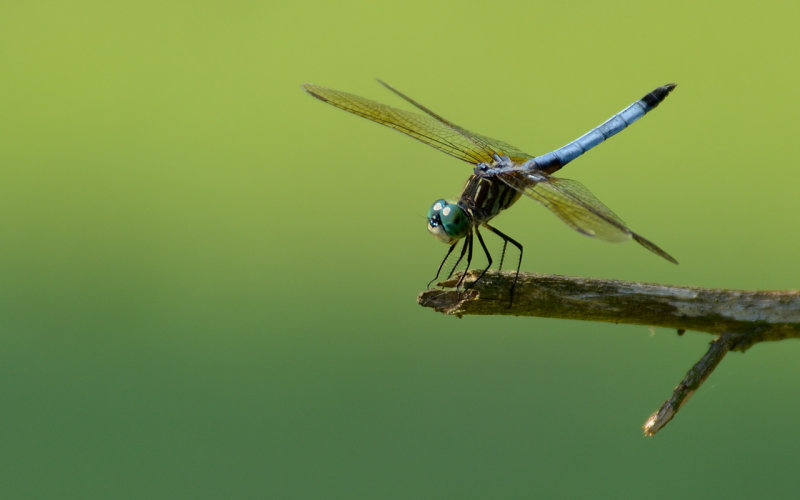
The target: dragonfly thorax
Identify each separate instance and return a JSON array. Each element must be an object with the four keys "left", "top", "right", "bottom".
[
  {"left": 459, "top": 173, "right": 522, "bottom": 225},
  {"left": 427, "top": 199, "right": 470, "bottom": 244}
]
